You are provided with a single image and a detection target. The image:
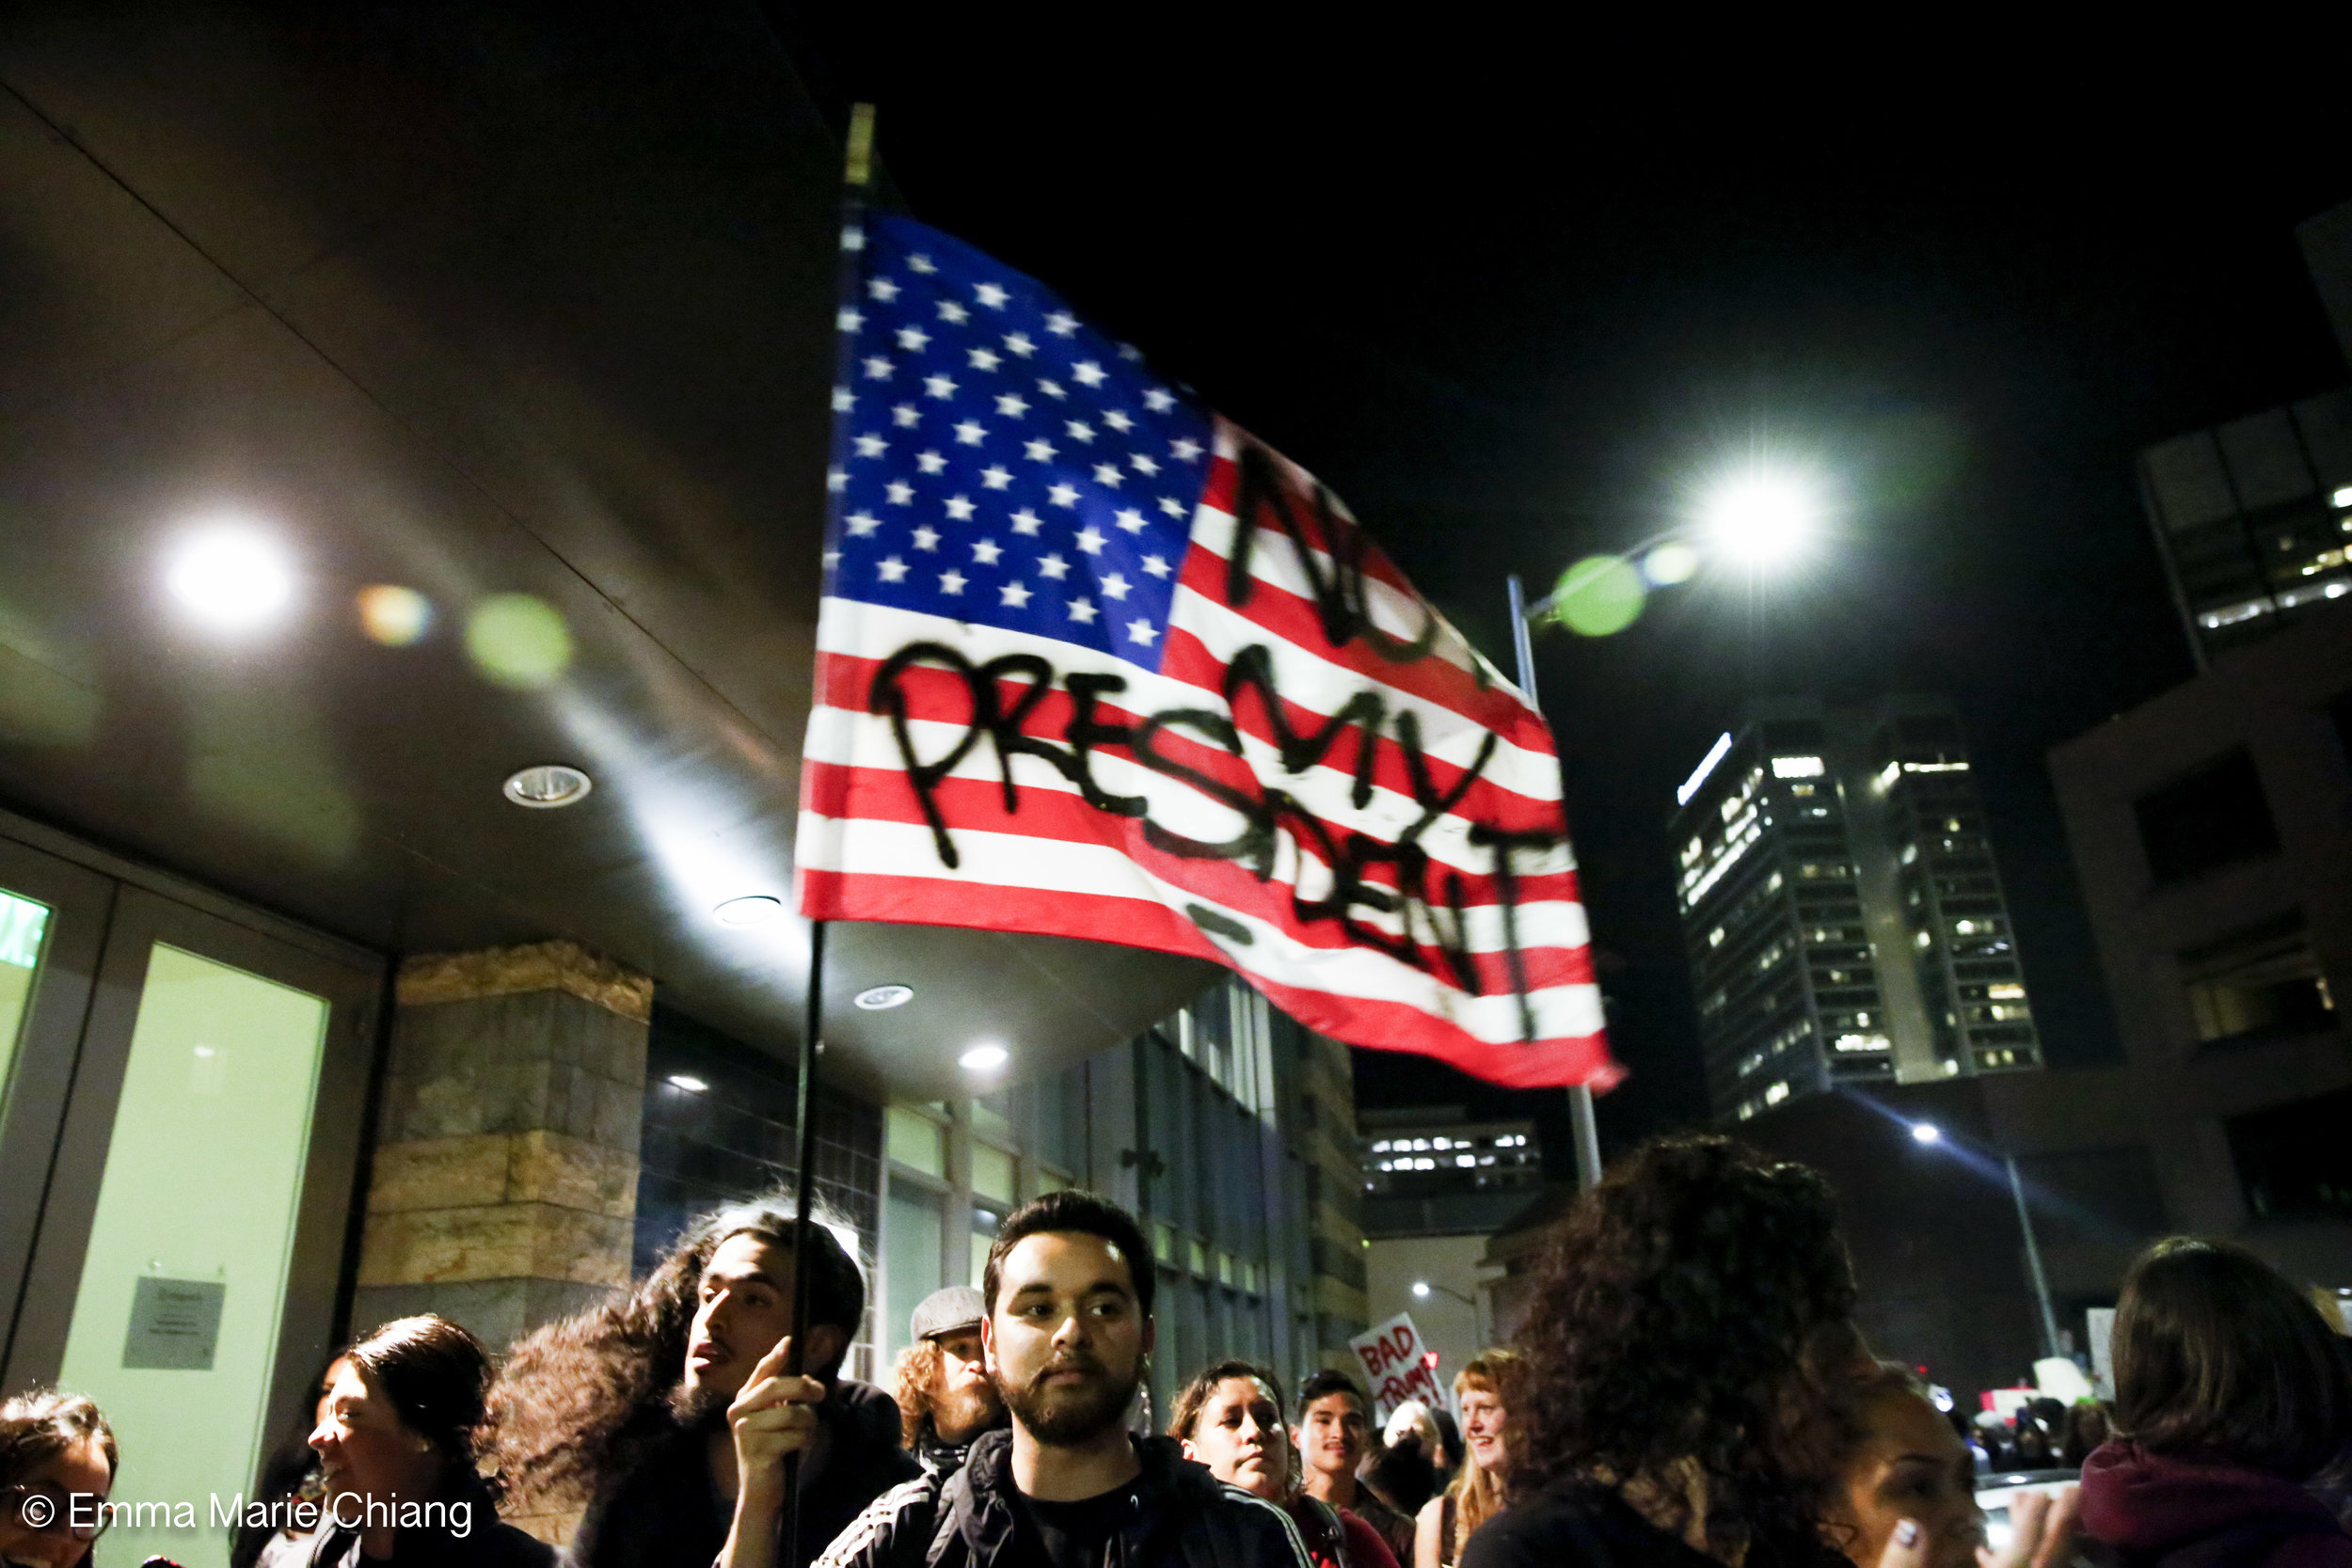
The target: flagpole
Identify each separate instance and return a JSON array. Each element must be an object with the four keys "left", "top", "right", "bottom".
[
  {"left": 1508, "top": 573, "right": 1603, "bottom": 1196},
  {"left": 781, "top": 100, "right": 874, "bottom": 1568}
]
